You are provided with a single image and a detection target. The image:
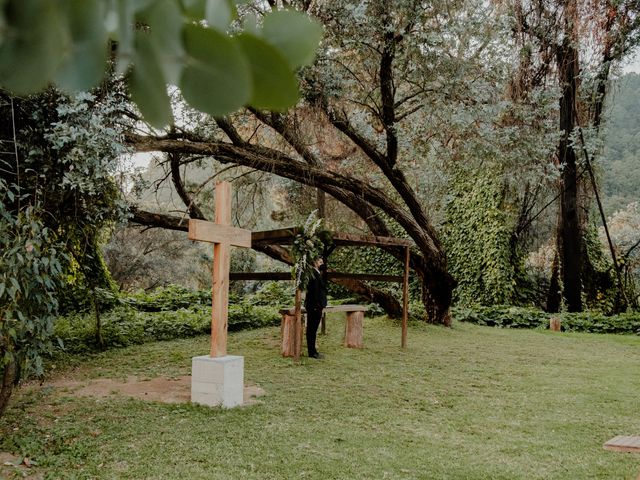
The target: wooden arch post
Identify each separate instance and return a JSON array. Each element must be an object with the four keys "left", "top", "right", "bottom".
[
  {"left": 293, "top": 288, "right": 303, "bottom": 362},
  {"left": 402, "top": 246, "right": 409, "bottom": 349}
]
